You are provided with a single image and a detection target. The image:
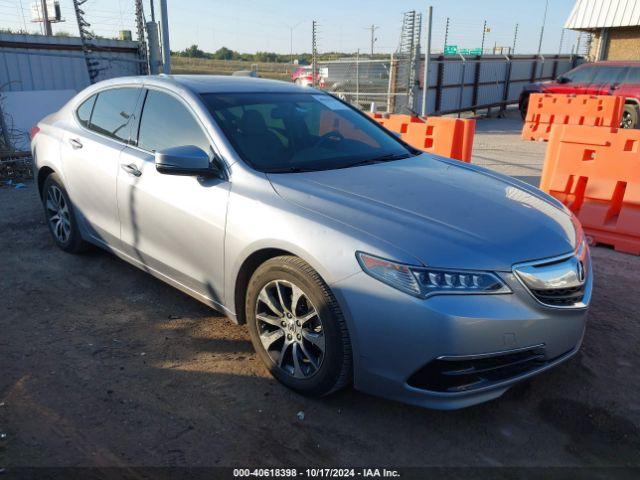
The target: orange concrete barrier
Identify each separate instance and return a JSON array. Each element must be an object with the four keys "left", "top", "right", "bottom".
[
  {"left": 540, "top": 124, "right": 640, "bottom": 254},
  {"left": 522, "top": 93, "right": 624, "bottom": 142},
  {"left": 366, "top": 113, "right": 475, "bottom": 162}
]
